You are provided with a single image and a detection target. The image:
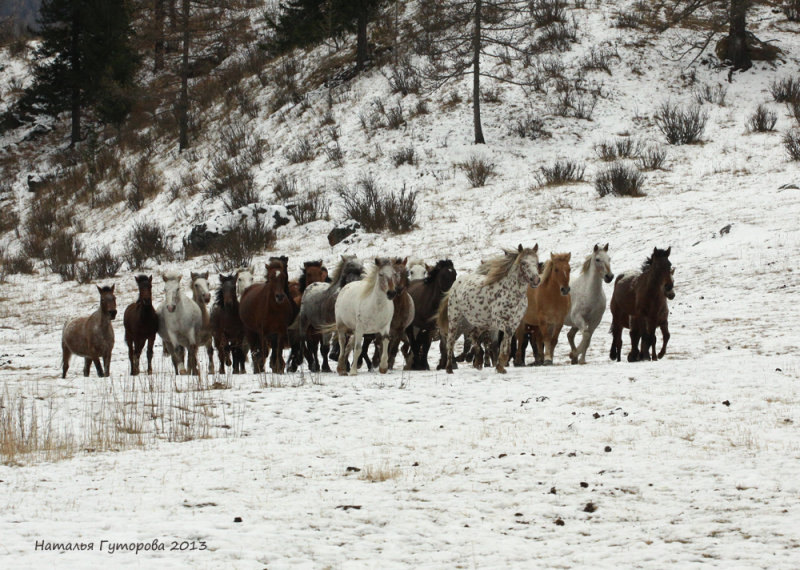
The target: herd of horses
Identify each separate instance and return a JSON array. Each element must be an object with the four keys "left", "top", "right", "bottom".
[{"left": 60, "top": 245, "right": 675, "bottom": 379}]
